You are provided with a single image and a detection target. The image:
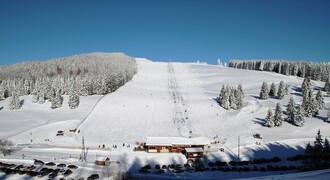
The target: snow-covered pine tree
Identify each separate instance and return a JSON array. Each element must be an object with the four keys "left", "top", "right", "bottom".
[
  {"left": 229, "top": 87, "right": 237, "bottom": 110},
  {"left": 325, "top": 108, "right": 330, "bottom": 123},
  {"left": 315, "top": 90, "right": 325, "bottom": 110},
  {"left": 293, "top": 105, "right": 305, "bottom": 127},
  {"left": 68, "top": 84, "right": 80, "bottom": 109},
  {"left": 302, "top": 88, "right": 313, "bottom": 117},
  {"left": 302, "top": 76, "right": 311, "bottom": 97},
  {"left": 9, "top": 93, "right": 21, "bottom": 110},
  {"left": 219, "top": 85, "right": 226, "bottom": 101},
  {"left": 286, "top": 97, "right": 295, "bottom": 124},
  {"left": 277, "top": 81, "right": 285, "bottom": 99},
  {"left": 32, "top": 94, "right": 39, "bottom": 103},
  {"left": 324, "top": 77, "right": 330, "bottom": 93},
  {"left": 259, "top": 82, "right": 269, "bottom": 100},
  {"left": 234, "top": 88, "right": 243, "bottom": 109},
  {"left": 51, "top": 90, "right": 63, "bottom": 109},
  {"left": 314, "top": 130, "right": 324, "bottom": 151},
  {"left": 311, "top": 97, "right": 319, "bottom": 117},
  {"left": 264, "top": 108, "right": 274, "bottom": 127},
  {"left": 284, "top": 84, "right": 290, "bottom": 95},
  {"left": 274, "top": 102, "right": 283, "bottom": 127},
  {"left": 220, "top": 86, "right": 230, "bottom": 110},
  {"left": 237, "top": 84, "right": 244, "bottom": 98},
  {"left": 269, "top": 82, "right": 276, "bottom": 97},
  {"left": 38, "top": 93, "right": 45, "bottom": 104},
  {"left": 0, "top": 85, "right": 5, "bottom": 100}
]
